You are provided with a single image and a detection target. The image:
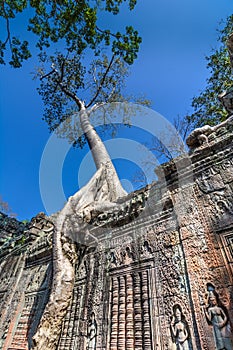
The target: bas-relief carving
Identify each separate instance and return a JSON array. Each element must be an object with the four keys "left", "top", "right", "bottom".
[
  {"left": 141, "top": 240, "right": 153, "bottom": 257},
  {"left": 26, "top": 232, "right": 53, "bottom": 259},
  {"left": 1, "top": 203, "right": 227, "bottom": 350},
  {"left": 88, "top": 253, "right": 105, "bottom": 330},
  {"left": 204, "top": 188, "right": 233, "bottom": 229},
  {"left": 175, "top": 194, "right": 233, "bottom": 349},
  {"left": 106, "top": 237, "right": 155, "bottom": 269},
  {"left": 6, "top": 262, "right": 52, "bottom": 350},
  {"left": 166, "top": 189, "right": 222, "bottom": 349},
  {"left": 77, "top": 259, "right": 88, "bottom": 280},
  {"left": 156, "top": 231, "right": 188, "bottom": 295},
  {"left": 196, "top": 168, "right": 225, "bottom": 194},
  {"left": 220, "top": 232, "right": 233, "bottom": 274},
  {"left": 106, "top": 269, "right": 153, "bottom": 350},
  {"left": 0, "top": 320, "right": 9, "bottom": 348},
  {"left": 194, "top": 155, "right": 233, "bottom": 230},
  {"left": 63, "top": 253, "right": 101, "bottom": 350},
  {"left": 203, "top": 285, "right": 233, "bottom": 350},
  {"left": 1, "top": 124, "right": 233, "bottom": 350},
  {"left": 57, "top": 281, "right": 87, "bottom": 350},
  {"left": 97, "top": 234, "right": 157, "bottom": 349},
  {"left": 28, "top": 212, "right": 54, "bottom": 236},
  {"left": 147, "top": 227, "right": 196, "bottom": 350},
  {"left": 0, "top": 258, "right": 29, "bottom": 348},
  {"left": 0, "top": 255, "right": 20, "bottom": 290},
  {"left": 220, "top": 157, "right": 233, "bottom": 184},
  {"left": 170, "top": 304, "right": 191, "bottom": 350},
  {"left": 87, "top": 190, "right": 149, "bottom": 229},
  {"left": 26, "top": 264, "right": 49, "bottom": 292},
  {"left": 215, "top": 200, "right": 233, "bottom": 229},
  {"left": 195, "top": 158, "right": 232, "bottom": 197},
  {"left": 86, "top": 312, "right": 97, "bottom": 350}
]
